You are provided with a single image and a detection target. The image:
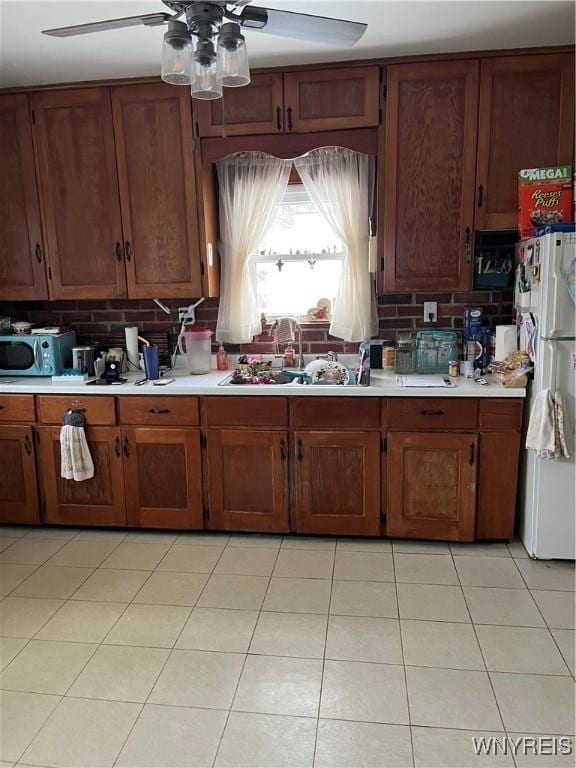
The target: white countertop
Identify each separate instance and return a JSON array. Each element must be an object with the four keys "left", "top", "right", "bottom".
[{"left": 0, "top": 369, "right": 526, "bottom": 398}]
